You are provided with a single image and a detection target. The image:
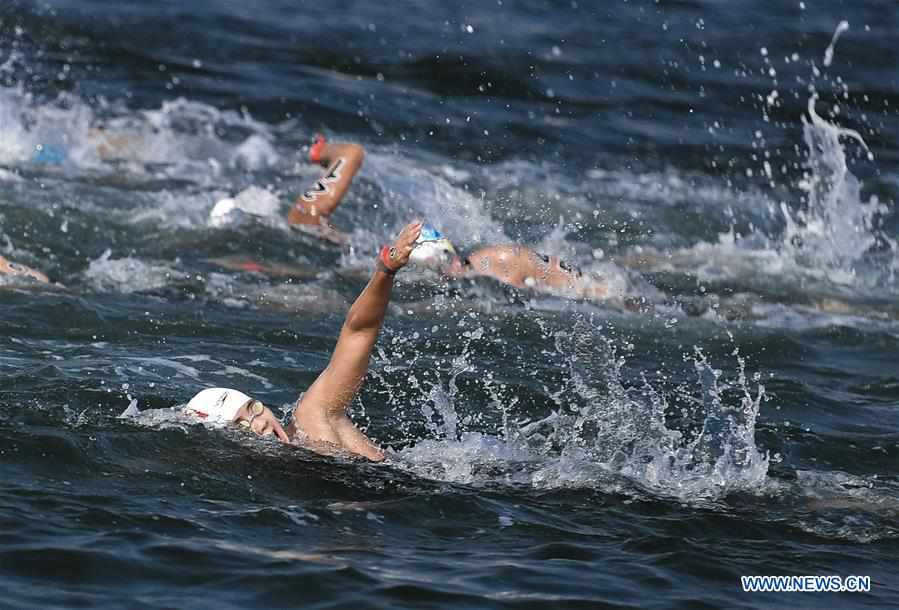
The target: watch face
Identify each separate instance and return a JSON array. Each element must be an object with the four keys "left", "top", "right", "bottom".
[{"left": 249, "top": 400, "right": 265, "bottom": 416}]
